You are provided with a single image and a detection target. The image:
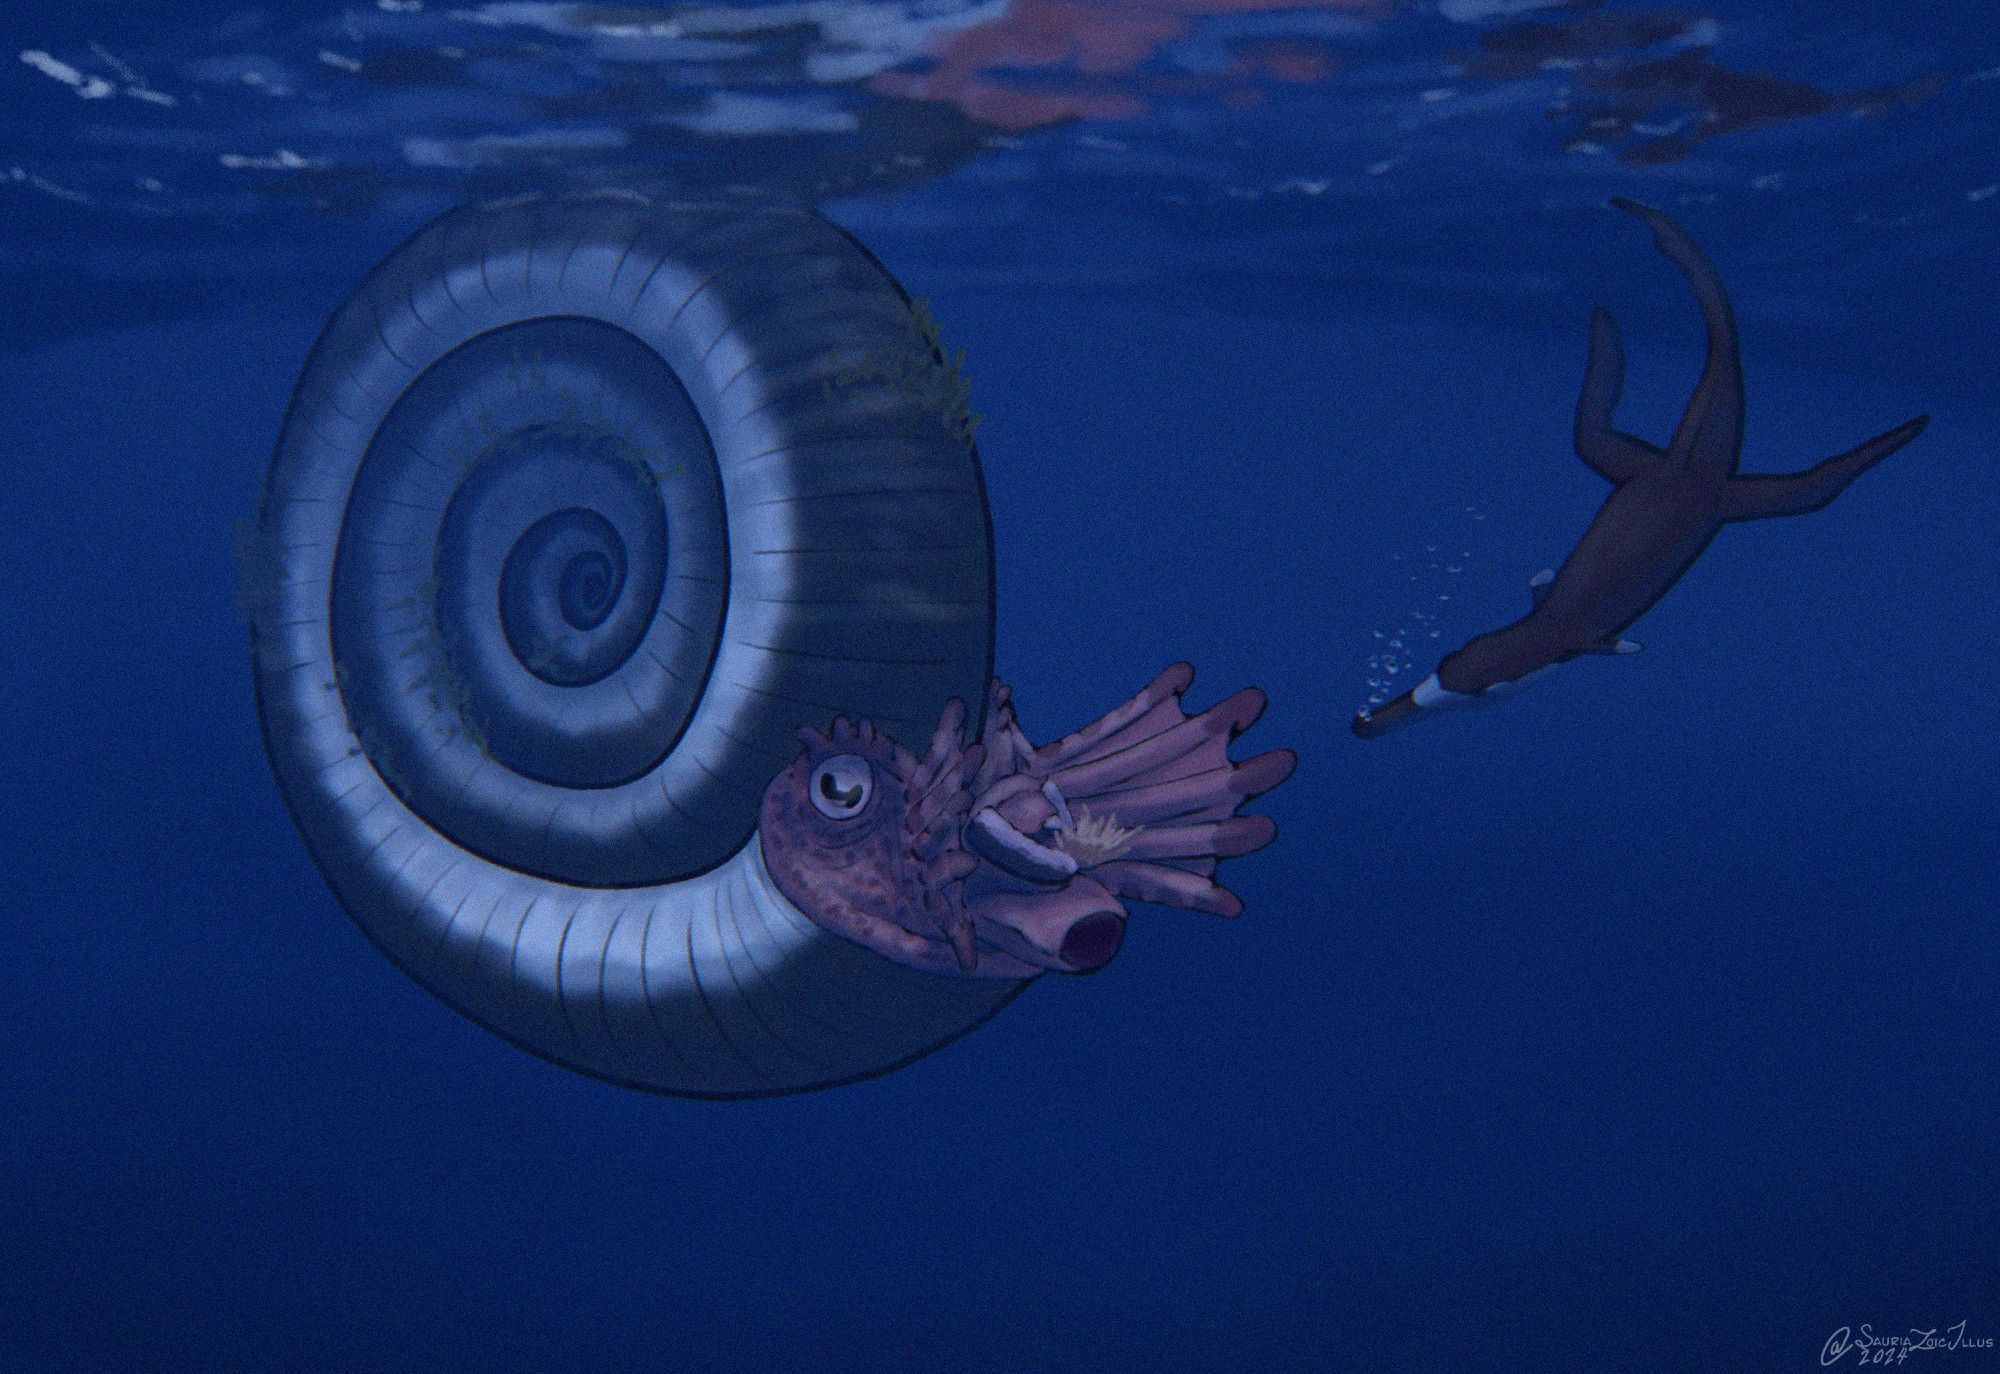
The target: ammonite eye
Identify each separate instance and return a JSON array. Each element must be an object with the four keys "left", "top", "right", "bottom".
[{"left": 810, "top": 755, "right": 873, "bottom": 820}]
